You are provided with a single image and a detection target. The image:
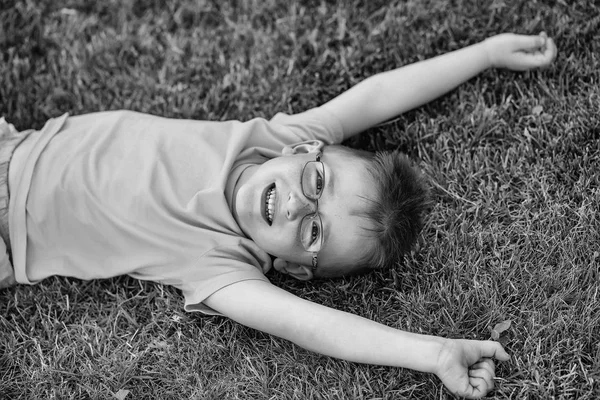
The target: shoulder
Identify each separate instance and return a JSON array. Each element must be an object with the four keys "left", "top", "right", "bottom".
[{"left": 269, "top": 107, "right": 344, "bottom": 144}]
